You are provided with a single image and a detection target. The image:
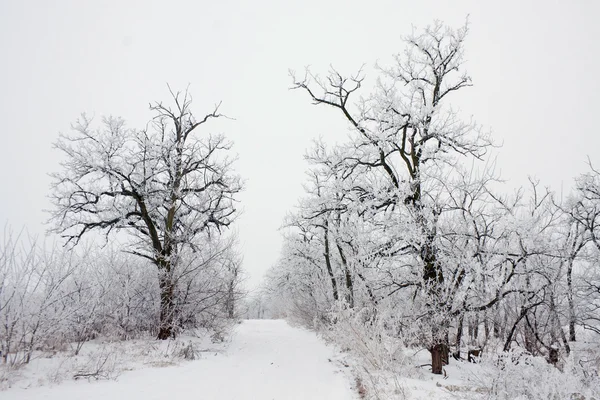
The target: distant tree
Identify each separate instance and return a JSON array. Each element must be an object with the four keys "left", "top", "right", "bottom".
[{"left": 49, "top": 88, "right": 242, "bottom": 339}]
